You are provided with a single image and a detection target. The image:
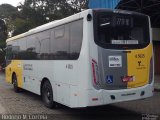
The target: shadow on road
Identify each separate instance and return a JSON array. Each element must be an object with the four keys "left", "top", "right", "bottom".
[
  {"left": 58, "top": 105, "right": 141, "bottom": 120},
  {"left": 19, "top": 90, "right": 141, "bottom": 120}
]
